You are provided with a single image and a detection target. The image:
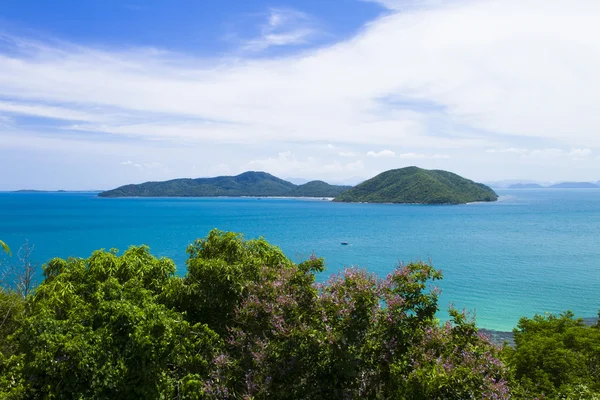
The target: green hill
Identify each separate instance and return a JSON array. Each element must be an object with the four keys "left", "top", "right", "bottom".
[
  {"left": 333, "top": 167, "right": 498, "bottom": 204},
  {"left": 286, "top": 181, "right": 351, "bottom": 197},
  {"left": 98, "top": 172, "right": 350, "bottom": 198}
]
